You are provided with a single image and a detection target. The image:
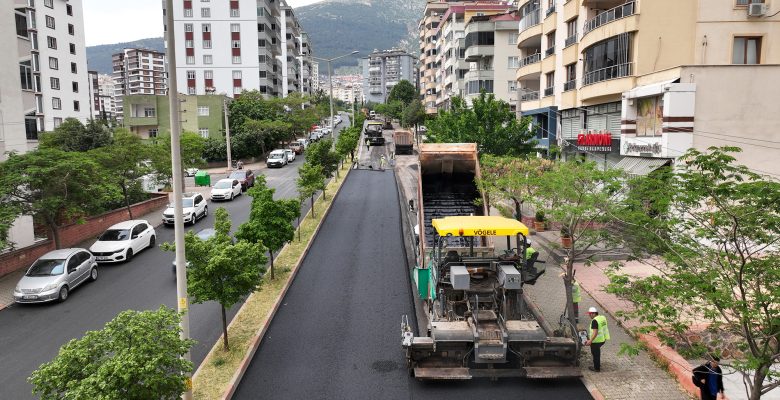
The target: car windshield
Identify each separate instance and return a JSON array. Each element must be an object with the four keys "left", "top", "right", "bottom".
[
  {"left": 99, "top": 229, "right": 131, "bottom": 241},
  {"left": 26, "top": 259, "right": 66, "bottom": 276},
  {"left": 214, "top": 181, "right": 232, "bottom": 189},
  {"left": 169, "top": 199, "right": 195, "bottom": 208},
  {"left": 270, "top": 153, "right": 284, "bottom": 159},
  {"left": 229, "top": 171, "right": 246, "bottom": 179}
]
